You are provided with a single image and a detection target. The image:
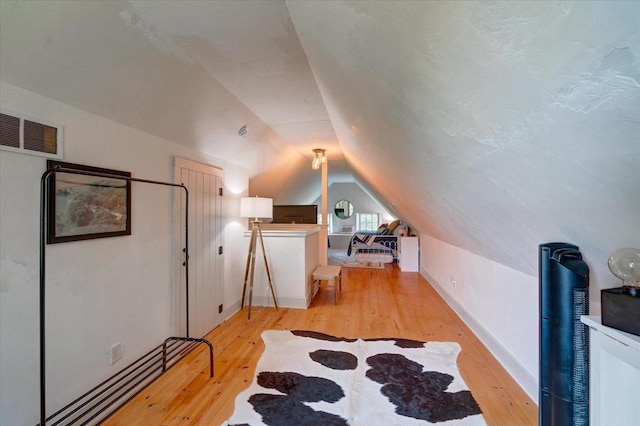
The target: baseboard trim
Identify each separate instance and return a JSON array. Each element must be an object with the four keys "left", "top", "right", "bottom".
[
  {"left": 222, "top": 300, "right": 242, "bottom": 322},
  {"left": 249, "top": 295, "right": 308, "bottom": 309},
  {"left": 421, "top": 267, "right": 538, "bottom": 403}
]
